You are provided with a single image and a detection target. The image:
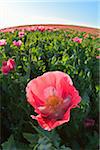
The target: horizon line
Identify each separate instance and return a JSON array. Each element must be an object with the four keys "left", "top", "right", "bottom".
[{"left": 0, "top": 23, "right": 99, "bottom": 30}]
